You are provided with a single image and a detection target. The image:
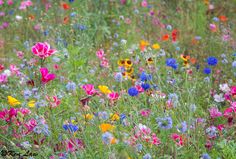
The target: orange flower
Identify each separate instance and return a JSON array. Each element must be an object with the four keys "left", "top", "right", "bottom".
[
  {"left": 219, "top": 15, "right": 227, "bottom": 22},
  {"left": 61, "top": 2, "right": 70, "bottom": 10},
  {"left": 63, "top": 16, "right": 69, "bottom": 24},
  {"left": 139, "top": 40, "right": 149, "bottom": 51},
  {"left": 28, "top": 14, "right": 35, "bottom": 20},
  {"left": 190, "top": 58, "right": 197, "bottom": 64},
  {"left": 100, "top": 123, "right": 115, "bottom": 132},
  {"left": 162, "top": 34, "right": 169, "bottom": 41}
]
